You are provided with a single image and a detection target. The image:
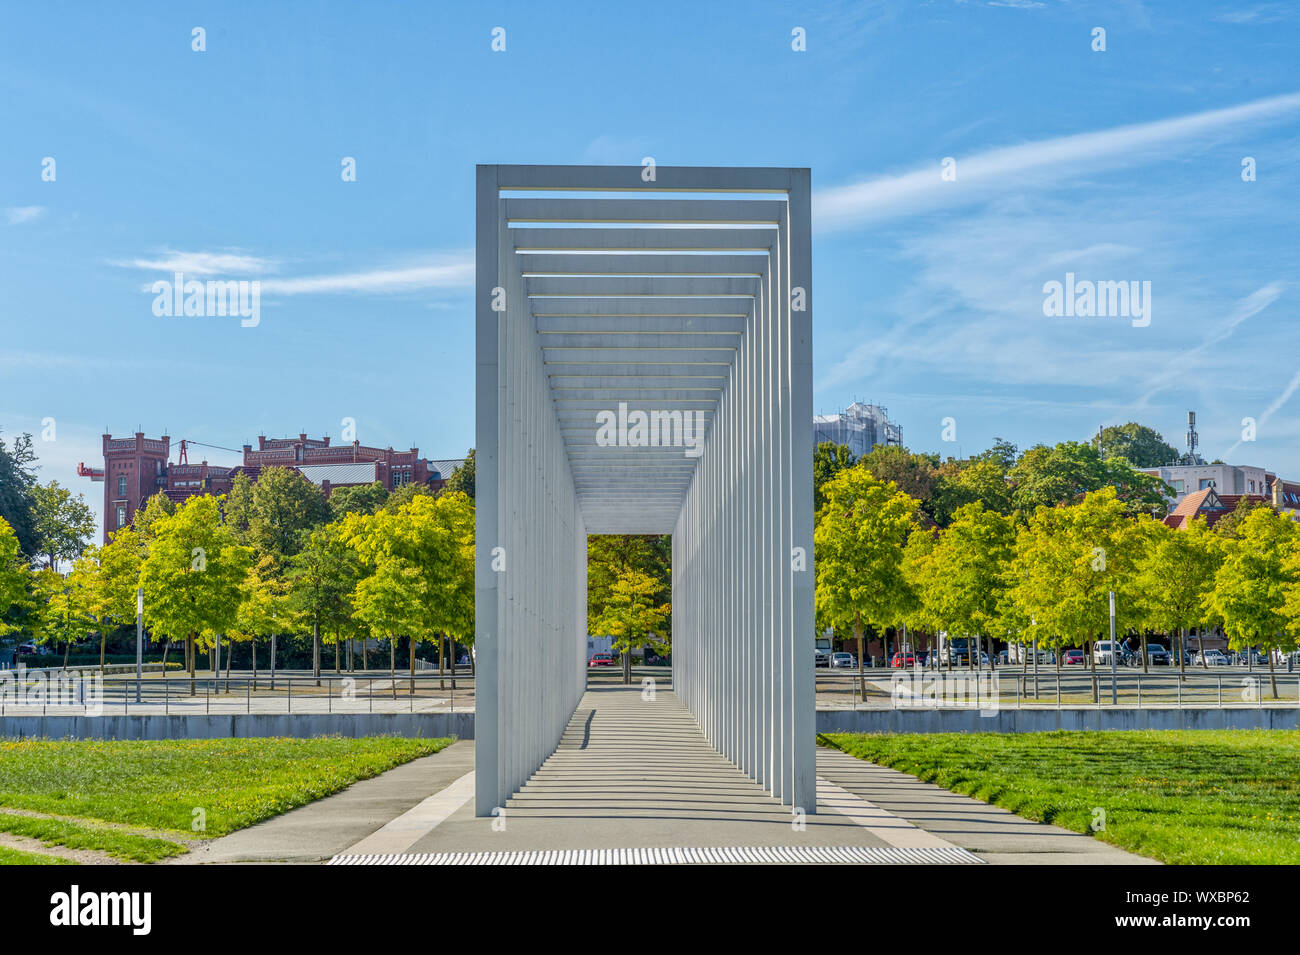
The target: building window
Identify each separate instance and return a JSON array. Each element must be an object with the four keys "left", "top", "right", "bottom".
[
  {"left": 116, "top": 505, "right": 127, "bottom": 529},
  {"left": 1199, "top": 479, "right": 1216, "bottom": 490},
  {"left": 392, "top": 470, "right": 411, "bottom": 487},
  {"left": 117, "top": 475, "right": 127, "bottom": 496},
  {"left": 1172, "top": 480, "right": 1184, "bottom": 493}
]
